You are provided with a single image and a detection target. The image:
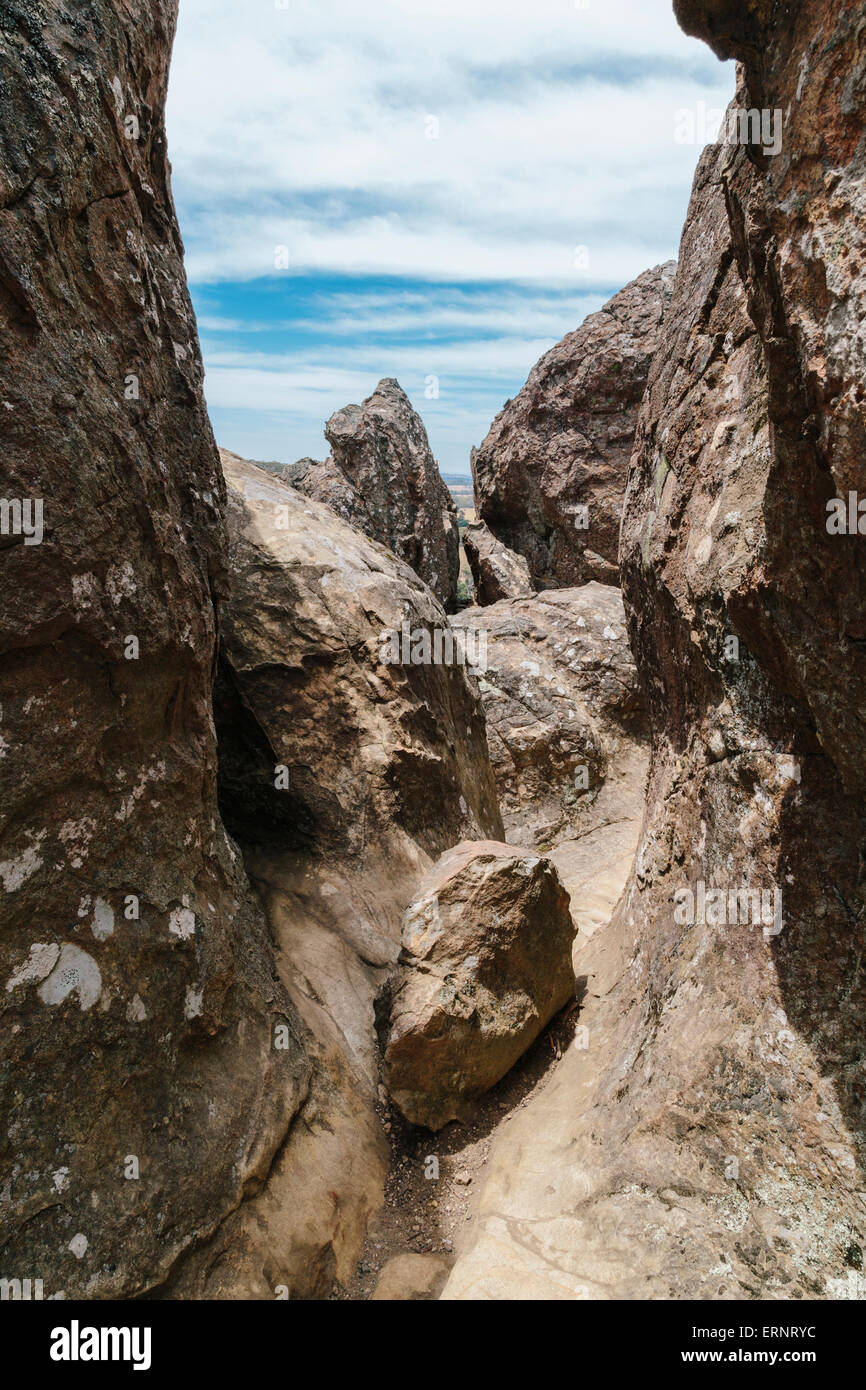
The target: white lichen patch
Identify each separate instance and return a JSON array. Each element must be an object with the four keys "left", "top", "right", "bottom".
[
  {"left": 6, "top": 942, "right": 61, "bottom": 992},
  {"left": 106, "top": 562, "right": 137, "bottom": 607},
  {"left": 772, "top": 755, "right": 801, "bottom": 788},
  {"left": 126, "top": 994, "right": 147, "bottom": 1023},
  {"left": 71, "top": 573, "right": 100, "bottom": 609},
  {"left": 110, "top": 75, "right": 124, "bottom": 115},
  {"left": 37, "top": 945, "right": 102, "bottom": 1012},
  {"left": 168, "top": 905, "right": 196, "bottom": 940},
  {"left": 184, "top": 987, "right": 203, "bottom": 1020},
  {"left": 115, "top": 760, "right": 169, "bottom": 822},
  {"left": 91, "top": 898, "right": 114, "bottom": 942},
  {"left": 68, "top": 1233, "right": 88, "bottom": 1260},
  {"left": 58, "top": 818, "right": 97, "bottom": 870},
  {"left": 0, "top": 831, "right": 47, "bottom": 892}
]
